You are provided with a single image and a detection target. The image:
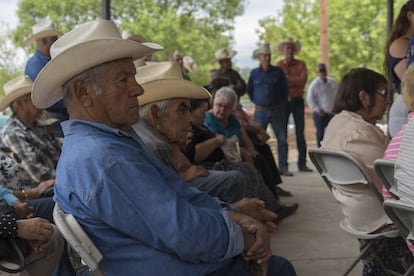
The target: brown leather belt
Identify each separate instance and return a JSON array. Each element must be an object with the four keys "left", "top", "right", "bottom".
[{"left": 255, "top": 104, "right": 280, "bottom": 111}]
